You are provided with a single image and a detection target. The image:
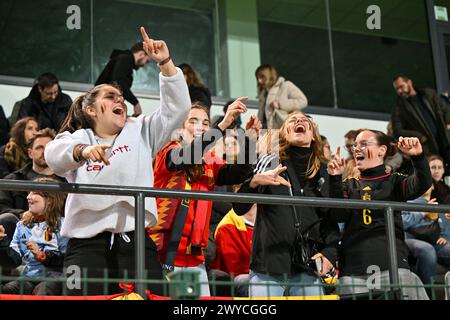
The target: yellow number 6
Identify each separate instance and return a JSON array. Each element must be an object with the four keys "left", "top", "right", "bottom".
[{"left": 363, "top": 209, "right": 372, "bottom": 225}]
